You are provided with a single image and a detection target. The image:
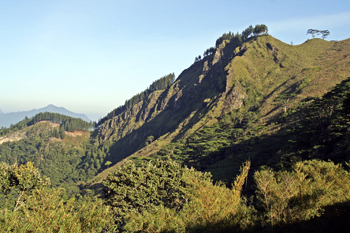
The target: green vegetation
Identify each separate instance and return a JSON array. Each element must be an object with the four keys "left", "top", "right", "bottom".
[
  {"left": 104, "top": 159, "right": 211, "bottom": 230},
  {"left": 0, "top": 162, "right": 114, "bottom": 232},
  {"left": 1, "top": 158, "right": 350, "bottom": 232},
  {"left": 121, "top": 160, "right": 253, "bottom": 233},
  {"left": 1, "top": 158, "right": 349, "bottom": 232},
  {"left": 255, "top": 160, "right": 350, "bottom": 227},
  {"left": 242, "top": 24, "right": 268, "bottom": 41},
  {"left": 0, "top": 114, "right": 96, "bottom": 196},
  {"left": 0, "top": 112, "right": 93, "bottom": 137},
  {"left": 0, "top": 125, "right": 90, "bottom": 193},
  {"left": 1, "top": 27, "right": 350, "bottom": 231},
  {"left": 0, "top": 117, "right": 32, "bottom": 136},
  {"left": 285, "top": 76, "right": 350, "bottom": 163},
  {"left": 31, "top": 112, "right": 94, "bottom": 132}
]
